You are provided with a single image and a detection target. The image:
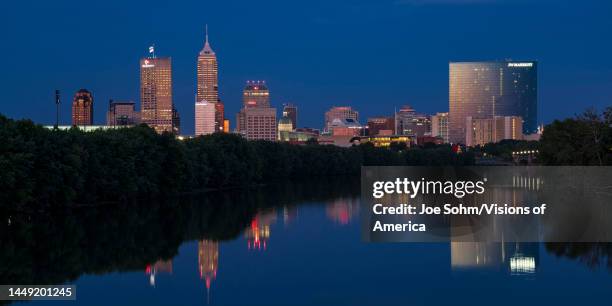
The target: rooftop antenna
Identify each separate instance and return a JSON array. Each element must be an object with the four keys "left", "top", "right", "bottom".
[
  {"left": 54, "top": 90, "right": 61, "bottom": 129},
  {"left": 149, "top": 44, "right": 156, "bottom": 59},
  {"left": 205, "top": 24, "right": 209, "bottom": 44}
]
